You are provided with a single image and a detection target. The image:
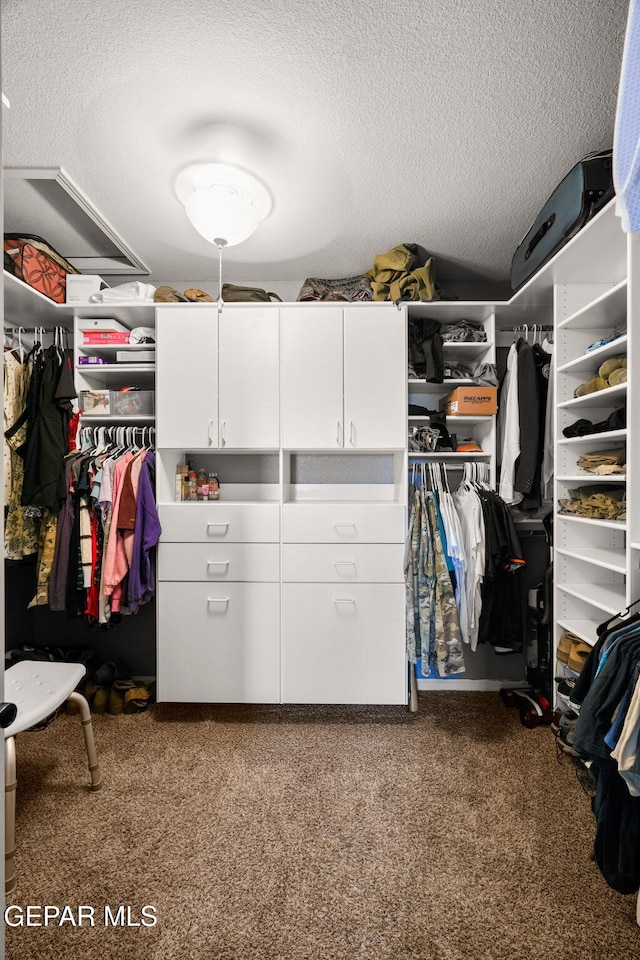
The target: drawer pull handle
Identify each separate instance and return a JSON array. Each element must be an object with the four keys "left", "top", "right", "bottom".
[
  {"left": 207, "top": 522, "right": 229, "bottom": 533},
  {"left": 207, "top": 561, "right": 229, "bottom": 567},
  {"left": 333, "top": 598, "right": 356, "bottom": 604},
  {"left": 333, "top": 522, "right": 356, "bottom": 528},
  {"left": 333, "top": 560, "right": 356, "bottom": 565},
  {"left": 207, "top": 597, "right": 230, "bottom": 604}
]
